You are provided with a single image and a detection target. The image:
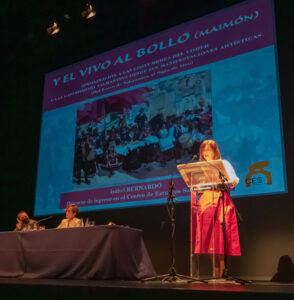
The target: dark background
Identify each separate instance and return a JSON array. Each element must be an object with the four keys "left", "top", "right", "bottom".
[{"left": 1, "top": 0, "right": 293, "bottom": 279}]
